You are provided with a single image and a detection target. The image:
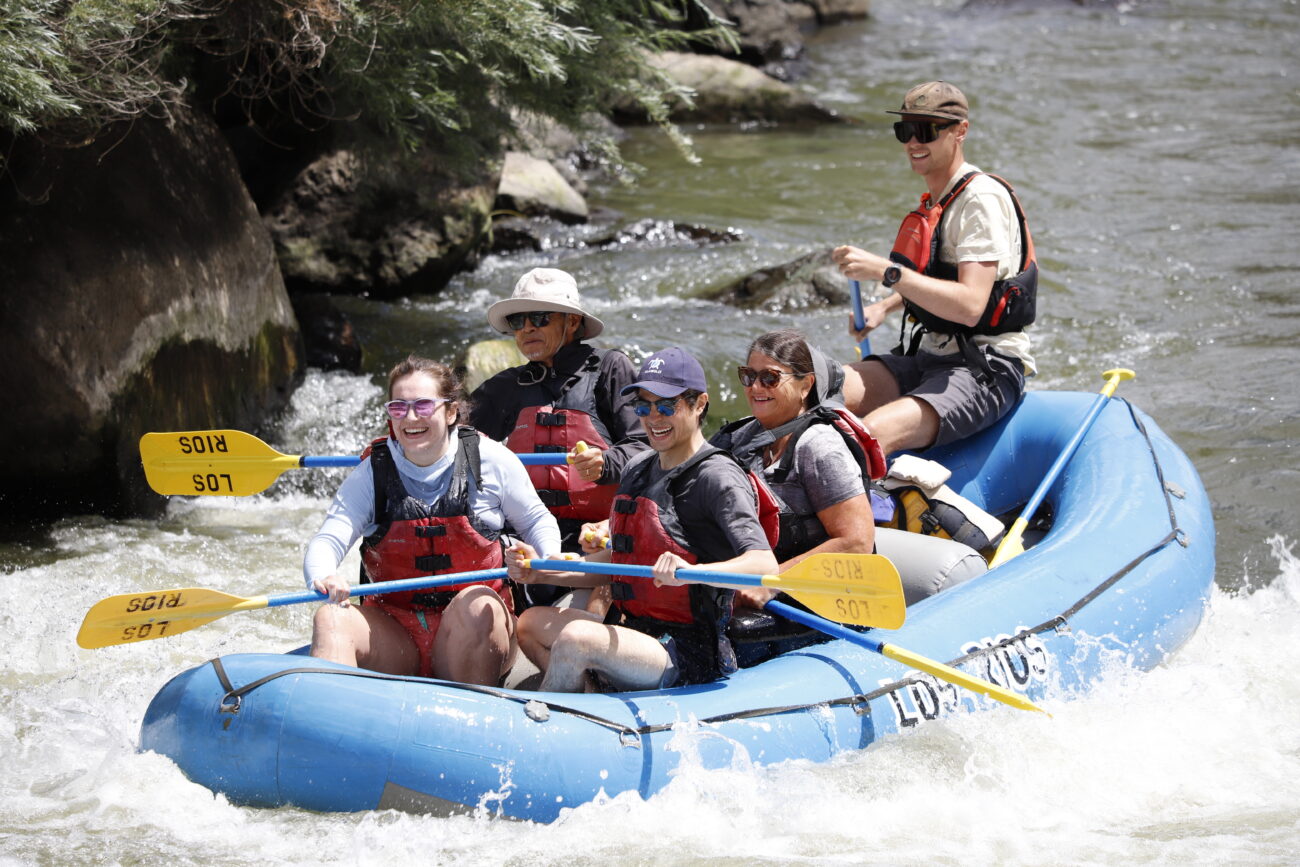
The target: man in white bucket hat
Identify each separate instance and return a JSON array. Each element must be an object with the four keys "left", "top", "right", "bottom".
[{"left": 471, "top": 268, "right": 647, "bottom": 604}]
